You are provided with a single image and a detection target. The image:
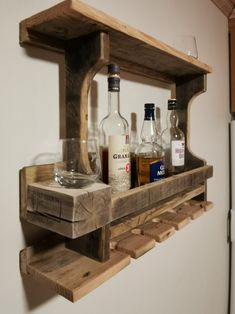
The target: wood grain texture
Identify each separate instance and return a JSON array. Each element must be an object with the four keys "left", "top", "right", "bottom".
[
  {"left": 20, "top": 0, "right": 212, "bottom": 81},
  {"left": 20, "top": 164, "right": 54, "bottom": 219},
  {"left": 156, "top": 211, "right": 190, "bottom": 230},
  {"left": 211, "top": 0, "right": 234, "bottom": 16},
  {"left": 176, "top": 203, "right": 204, "bottom": 220},
  {"left": 111, "top": 165, "right": 213, "bottom": 221},
  {"left": 20, "top": 236, "right": 130, "bottom": 302},
  {"left": 27, "top": 181, "right": 111, "bottom": 222},
  {"left": 139, "top": 222, "right": 175, "bottom": 242},
  {"left": 110, "top": 184, "right": 206, "bottom": 239},
  {"left": 111, "top": 232, "right": 155, "bottom": 259}
]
